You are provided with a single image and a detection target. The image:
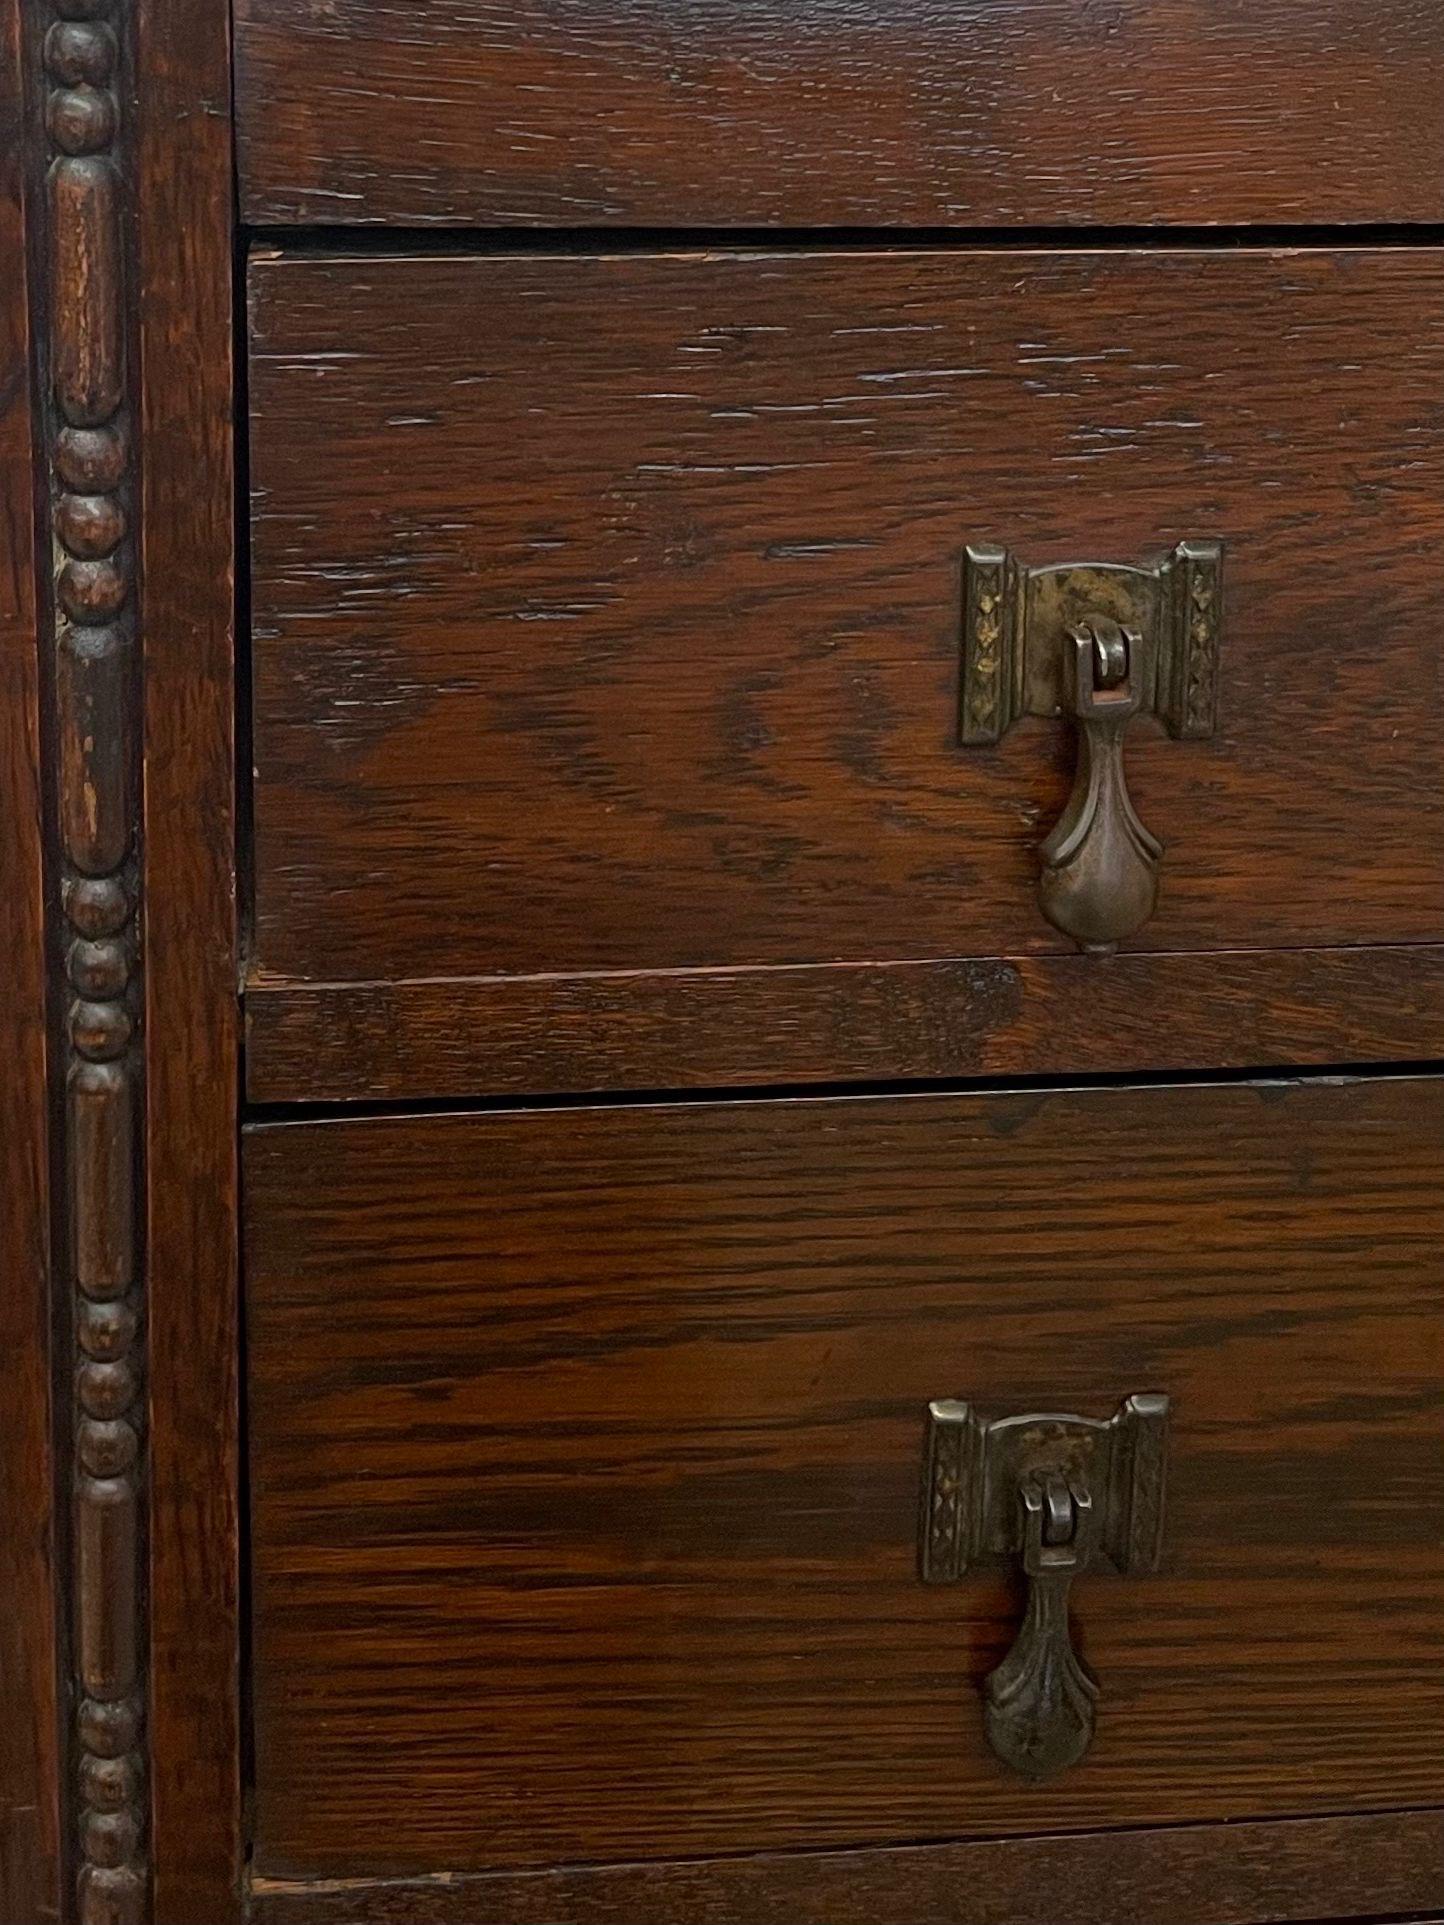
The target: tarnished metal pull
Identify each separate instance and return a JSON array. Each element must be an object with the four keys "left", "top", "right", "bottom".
[
  {"left": 984, "top": 1471, "right": 1098, "bottom": 1777},
  {"left": 959, "top": 538, "right": 1222, "bottom": 953},
  {"left": 921, "top": 1394, "right": 1170, "bottom": 1780},
  {"left": 1038, "top": 619, "right": 1161, "bottom": 954}
]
